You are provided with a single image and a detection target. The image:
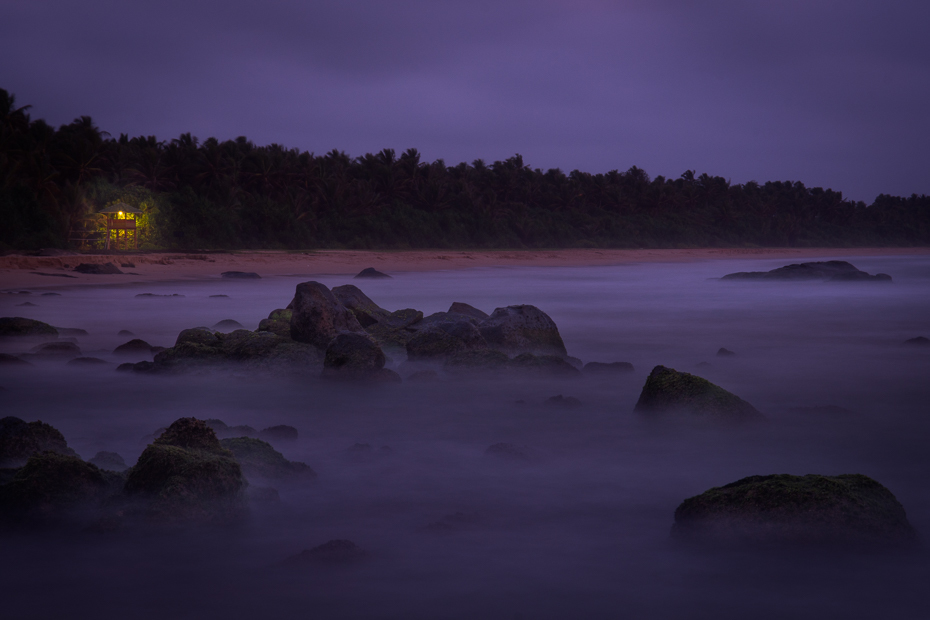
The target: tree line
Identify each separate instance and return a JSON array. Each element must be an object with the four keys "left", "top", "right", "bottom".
[{"left": 2, "top": 88, "right": 928, "bottom": 251}]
